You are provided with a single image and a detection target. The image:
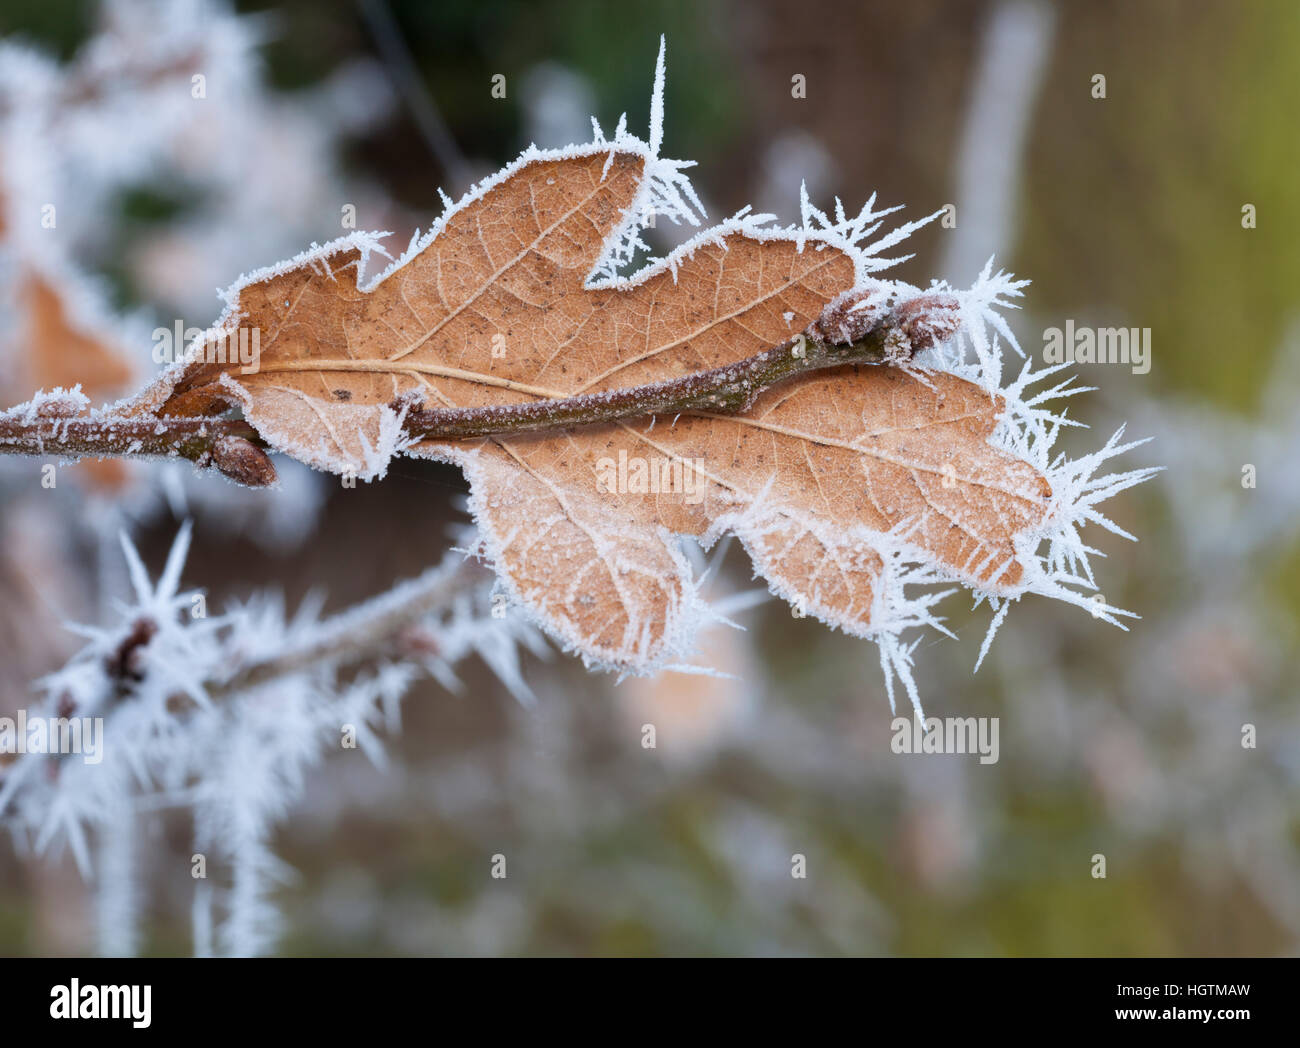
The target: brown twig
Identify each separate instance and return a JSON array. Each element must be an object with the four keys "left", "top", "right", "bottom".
[
  {"left": 0, "top": 414, "right": 272, "bottom": 482},
  {"left": 0, "top": 294, "right": 959, "bottom": 486}
]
